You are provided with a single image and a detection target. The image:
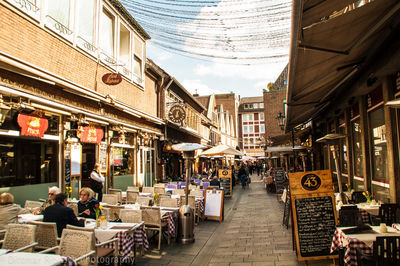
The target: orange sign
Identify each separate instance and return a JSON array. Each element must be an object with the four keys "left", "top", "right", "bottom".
[
  {"left": 79, "top": 126, "right": 104, "bottom": 143},
  {"left": 102, "top": 73, "right": 122, "bottom": 85},
  {"left": 17, "top": 113, "right": 48, "bottom": 137}
]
